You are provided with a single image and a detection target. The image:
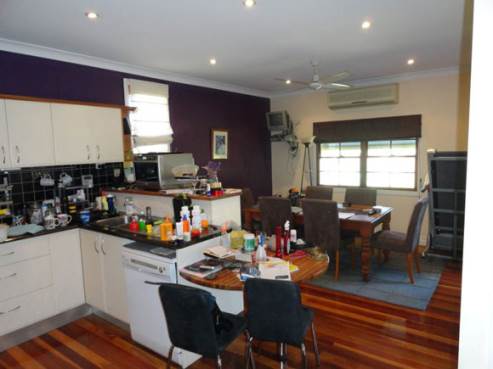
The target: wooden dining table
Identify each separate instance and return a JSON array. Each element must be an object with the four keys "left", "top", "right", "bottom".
[{"left": 243, "top": 204, "right": 393, "bottom": 282}]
